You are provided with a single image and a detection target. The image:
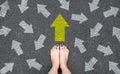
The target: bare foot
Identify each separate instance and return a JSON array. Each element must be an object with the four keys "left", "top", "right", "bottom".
[
  {"left": 50, "top": 45, "right": 59, "bottom": 69},
  {"left": 49, "top": 45, "right": 71, "bottom": 74},
  {"left": 60, "top": 45, "right": 69, "bottom": 69}
]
